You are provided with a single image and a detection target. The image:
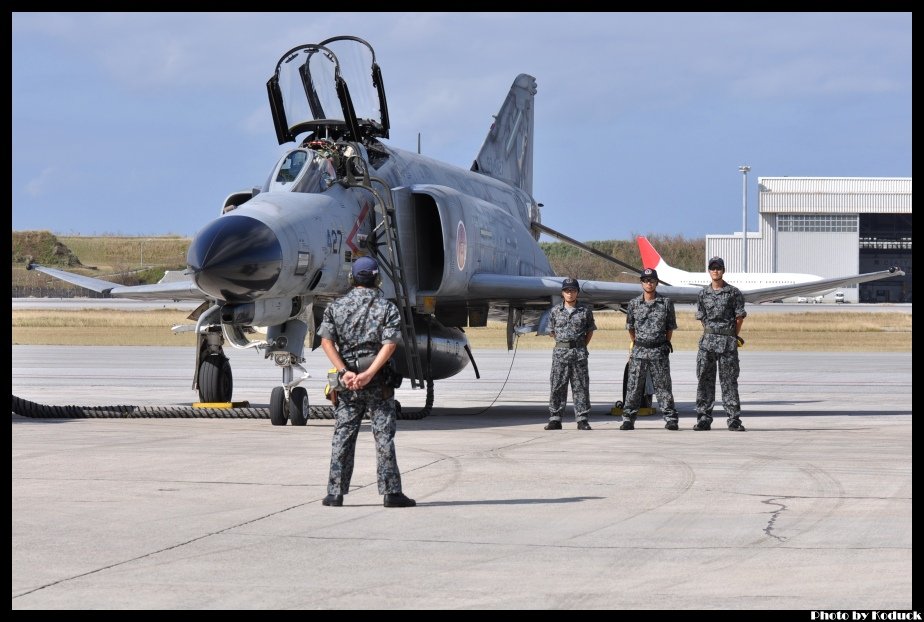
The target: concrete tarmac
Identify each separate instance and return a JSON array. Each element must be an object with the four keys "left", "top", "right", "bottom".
[{"left": 12, "top": 346, "right": 913, "bottom": 610}]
